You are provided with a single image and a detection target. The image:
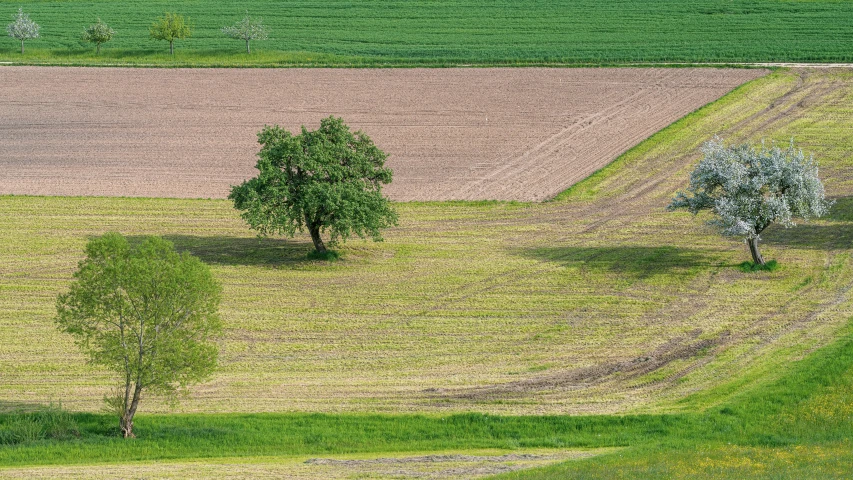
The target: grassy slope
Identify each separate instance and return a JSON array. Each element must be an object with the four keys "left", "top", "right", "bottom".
[
  {"left": 1, "top": 318, "right": 850, "bottom": 476},
  {"left": 0, "top": 1, "right": 852, "bottom": 66},
  {"left": 0, "top": 69, "right": 852, "bottom": 475},
  {"left": 493, "top": 321, "right": 853, "bottom": 479}
]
